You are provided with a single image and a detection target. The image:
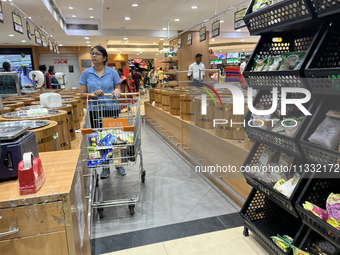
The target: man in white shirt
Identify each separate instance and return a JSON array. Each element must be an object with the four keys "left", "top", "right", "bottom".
[
  {"left": 188, "top": 53, "right": 205, "bottom": 82},
  {"left": 240, "top": 56, "right": 250, "bottom": 74}
]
